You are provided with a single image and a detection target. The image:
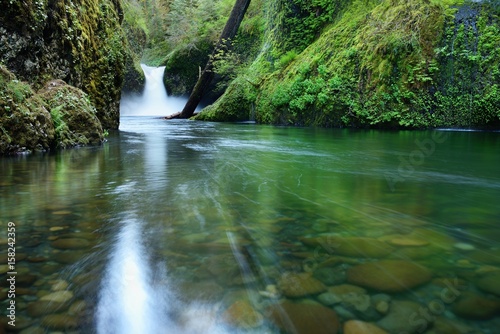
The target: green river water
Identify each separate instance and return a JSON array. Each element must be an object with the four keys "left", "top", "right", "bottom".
[{"left": 1, "top": 116, "right": 500, "bottom": 333}]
